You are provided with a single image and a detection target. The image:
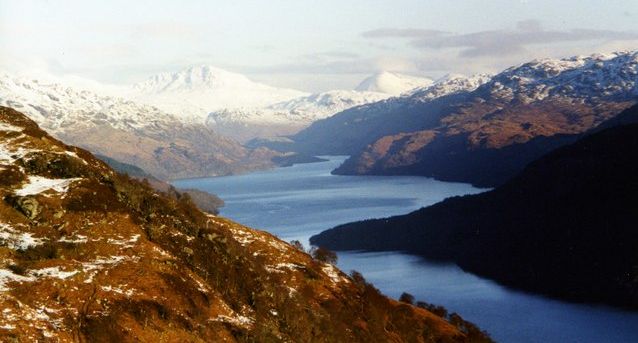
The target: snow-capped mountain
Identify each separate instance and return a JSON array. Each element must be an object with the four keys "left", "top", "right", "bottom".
[
  {"left": 355, "top": 71, "right": 433, "bottom": 95},
  {"left": 477, "top": 51, "right": 638, "bottom": 103},
  {"left": 313, "top": 50, "right": 638, "bottom": 185},
  {"left": 129, "top": 65, "right": 307, "bottom": 121},
  {"left": 206, "top": 90, "right": 391, "bottom": 141},
  {"left": 0, "top": 73, "right": 278, "bottom": 179},
  {"left": 409, "top": 73, "right": 493, "bottom": 103},
  {"left": 0, "top": 73, "right": 180, "bottom": 134}
]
